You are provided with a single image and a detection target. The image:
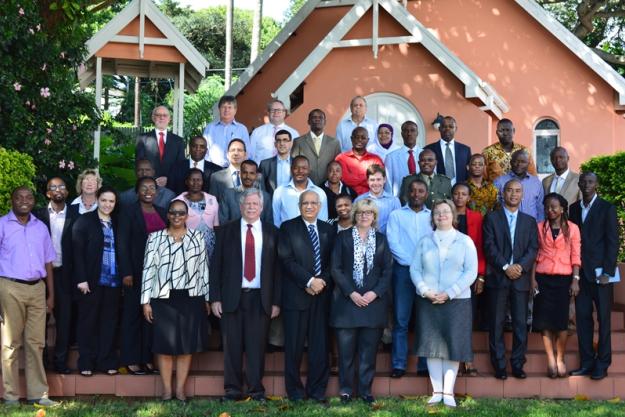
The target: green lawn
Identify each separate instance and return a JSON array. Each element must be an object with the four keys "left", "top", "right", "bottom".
[{"left": 2, "top": 397, "right": 625, "bottom": 417}]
